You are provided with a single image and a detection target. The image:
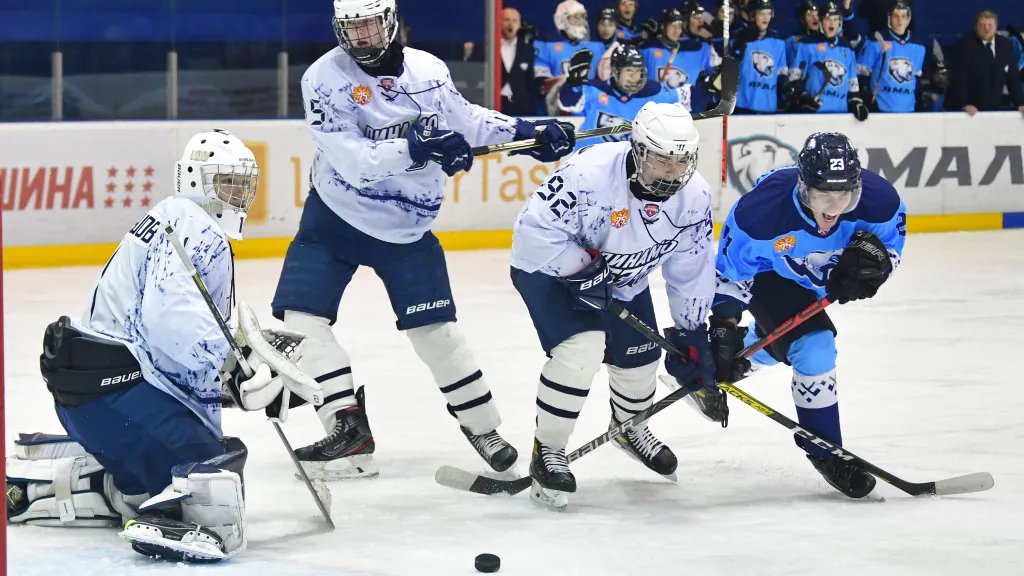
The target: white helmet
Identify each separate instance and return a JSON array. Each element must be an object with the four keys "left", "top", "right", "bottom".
[
  {"left": 554, "top": 0, "right": 590, "bottom": 42},
  {"left": 630, "top": 102, "right": 700, "bottom": 198},
  {"left": 175, "top": 130, "right": 259, "bottom": 240},
  {"left": 333, "top": 0, "right": 399, "bottom": 65}
]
